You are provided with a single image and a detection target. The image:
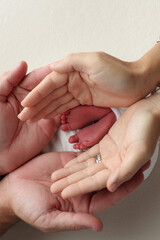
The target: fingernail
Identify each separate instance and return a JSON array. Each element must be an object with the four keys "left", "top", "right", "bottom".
[
  {"left": 50, "top": 185, "right": 53, "bottom": 193},
  {"left": 17, "top": 113, "right": 21, "bottom": 119},
  {"left": 17, "top": 113, "right": 25, "bottom": 121},
  {"left": 21, "top": 101, "right": 25, "bottom": 107}
]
